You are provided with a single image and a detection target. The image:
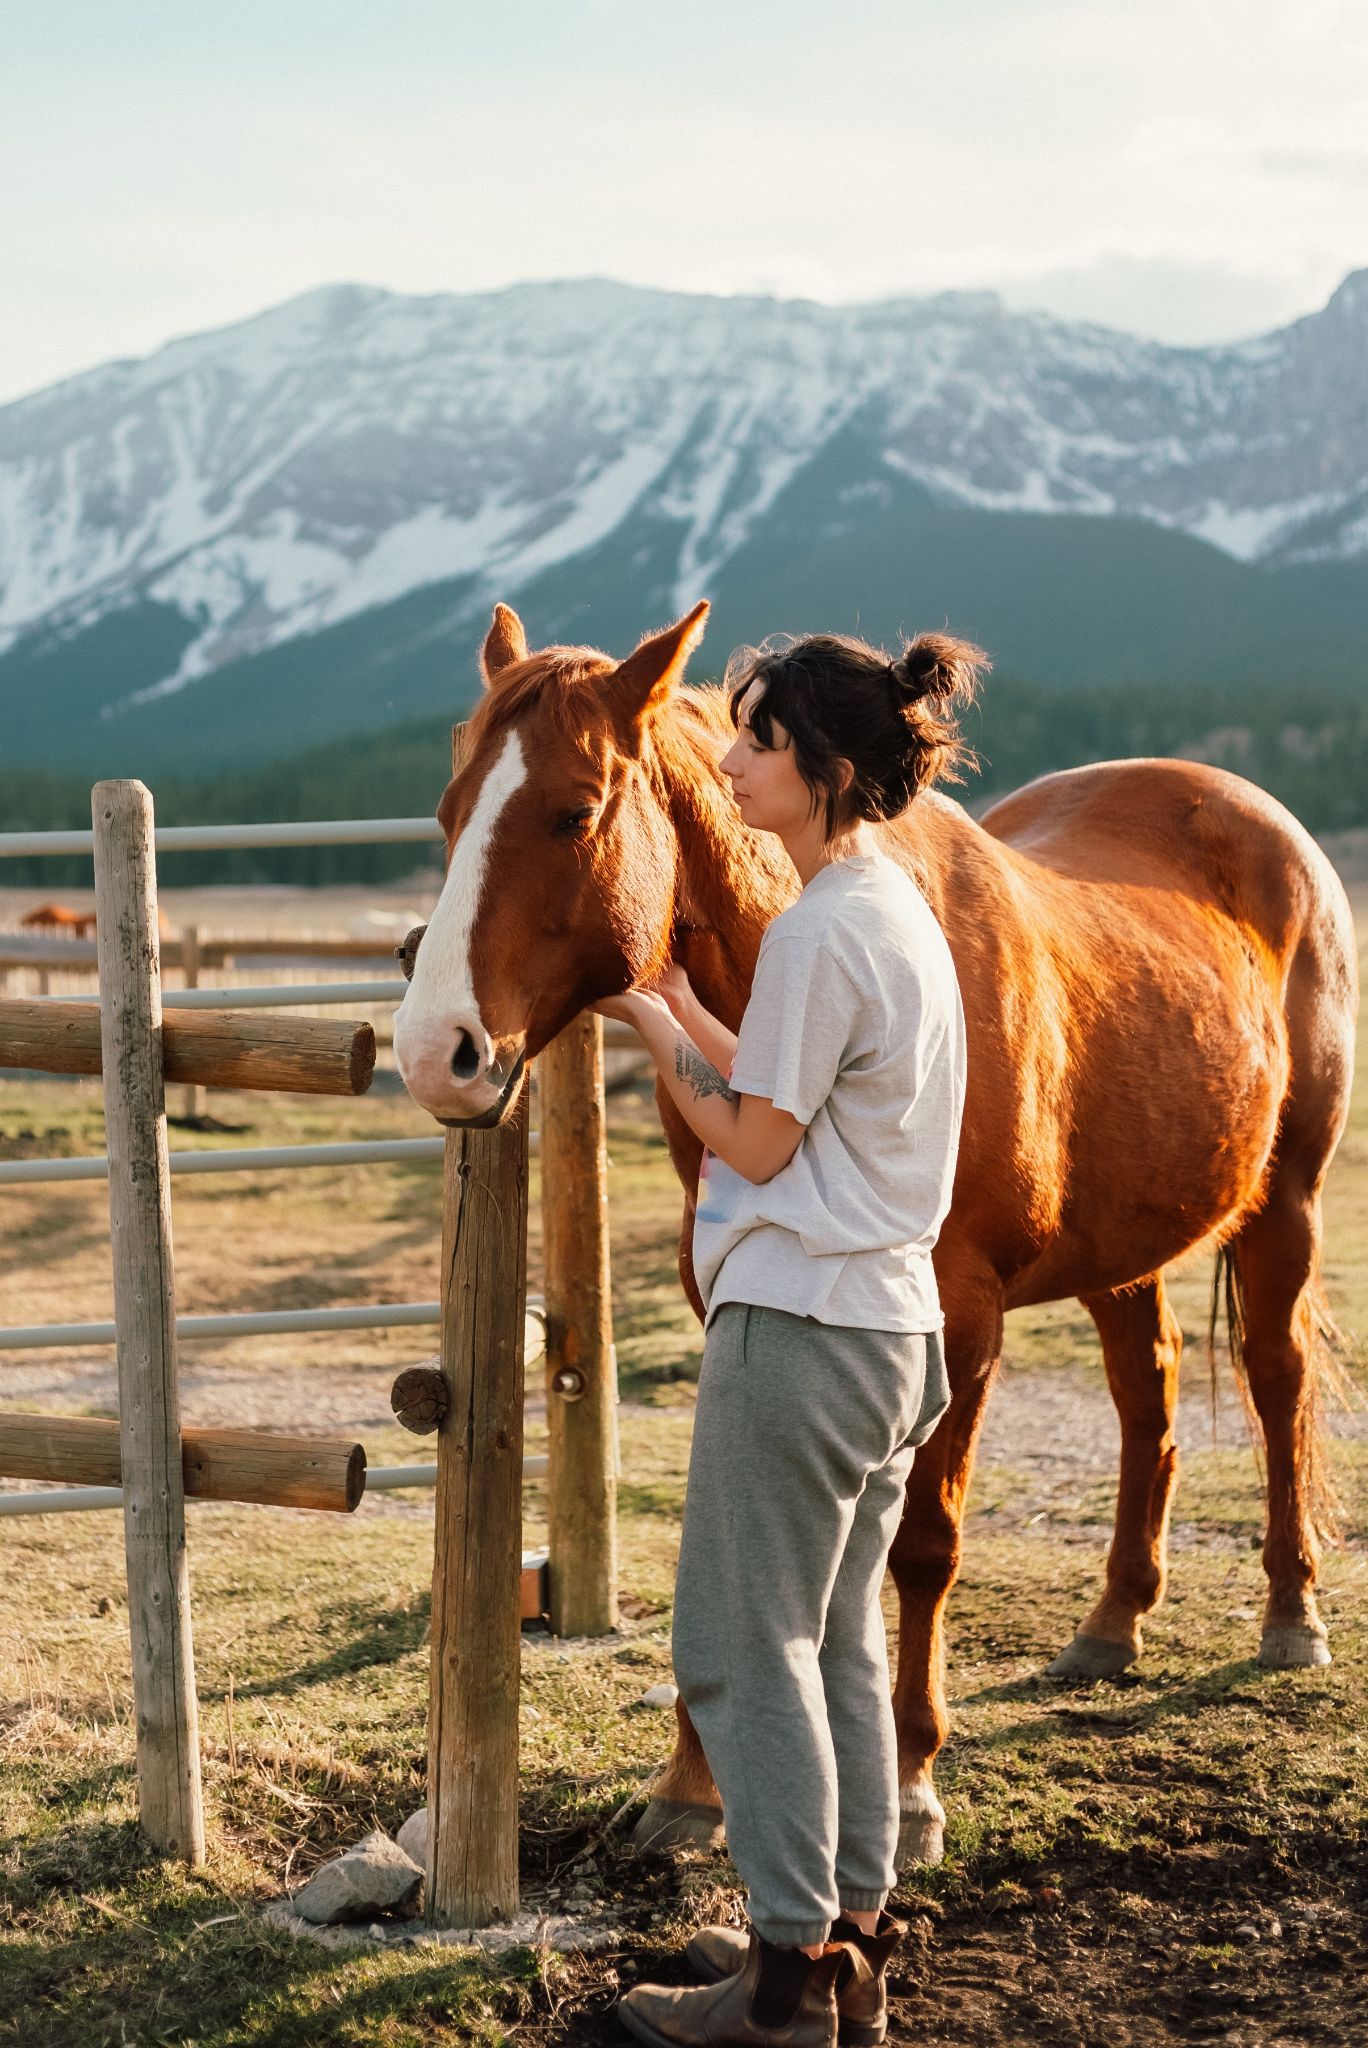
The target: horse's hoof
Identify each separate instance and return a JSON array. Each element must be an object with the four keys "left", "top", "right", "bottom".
[
  {"left": 1258, "top": 1625, "right": 1331, "bottom": 1670},
  {"left": 896, "top": 1808, "right": 945, "bottom": 1869},
  {"left": 1046, "top": 1633, "right": 1137, "bottom": 1680},
  {"left": 631, "top": 1797, "right": 725, "bottom": 1852}
]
